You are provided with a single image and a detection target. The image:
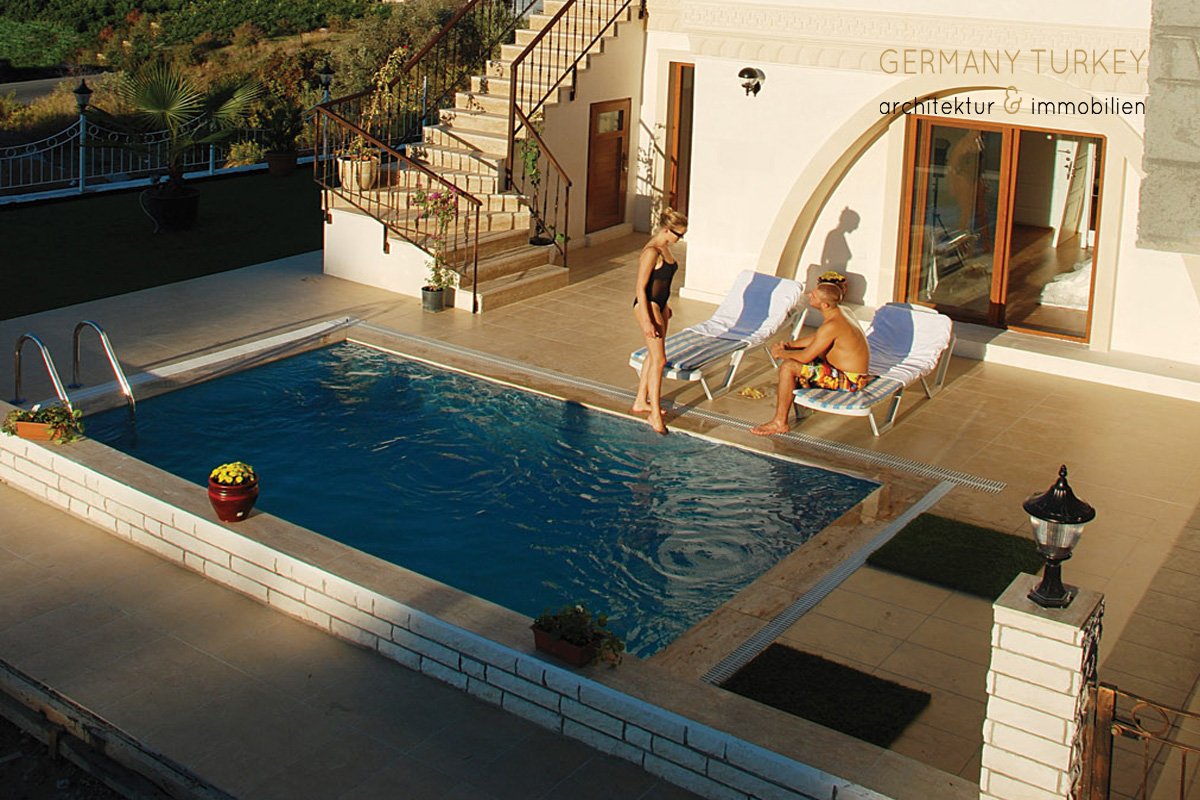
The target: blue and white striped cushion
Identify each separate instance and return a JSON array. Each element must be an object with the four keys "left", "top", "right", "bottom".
[
  {"left": 631, "top": 329, "right": 748, "bottom": 374},
  {"left": 793, "top": 376, "right": 905, "bottom": 416}
]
